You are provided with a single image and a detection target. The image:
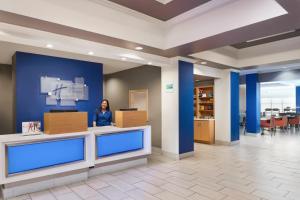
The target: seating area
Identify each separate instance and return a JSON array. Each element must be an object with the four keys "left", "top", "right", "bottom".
[{"left": 260, "top": 108, "right": 300, "bottom": 135}]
